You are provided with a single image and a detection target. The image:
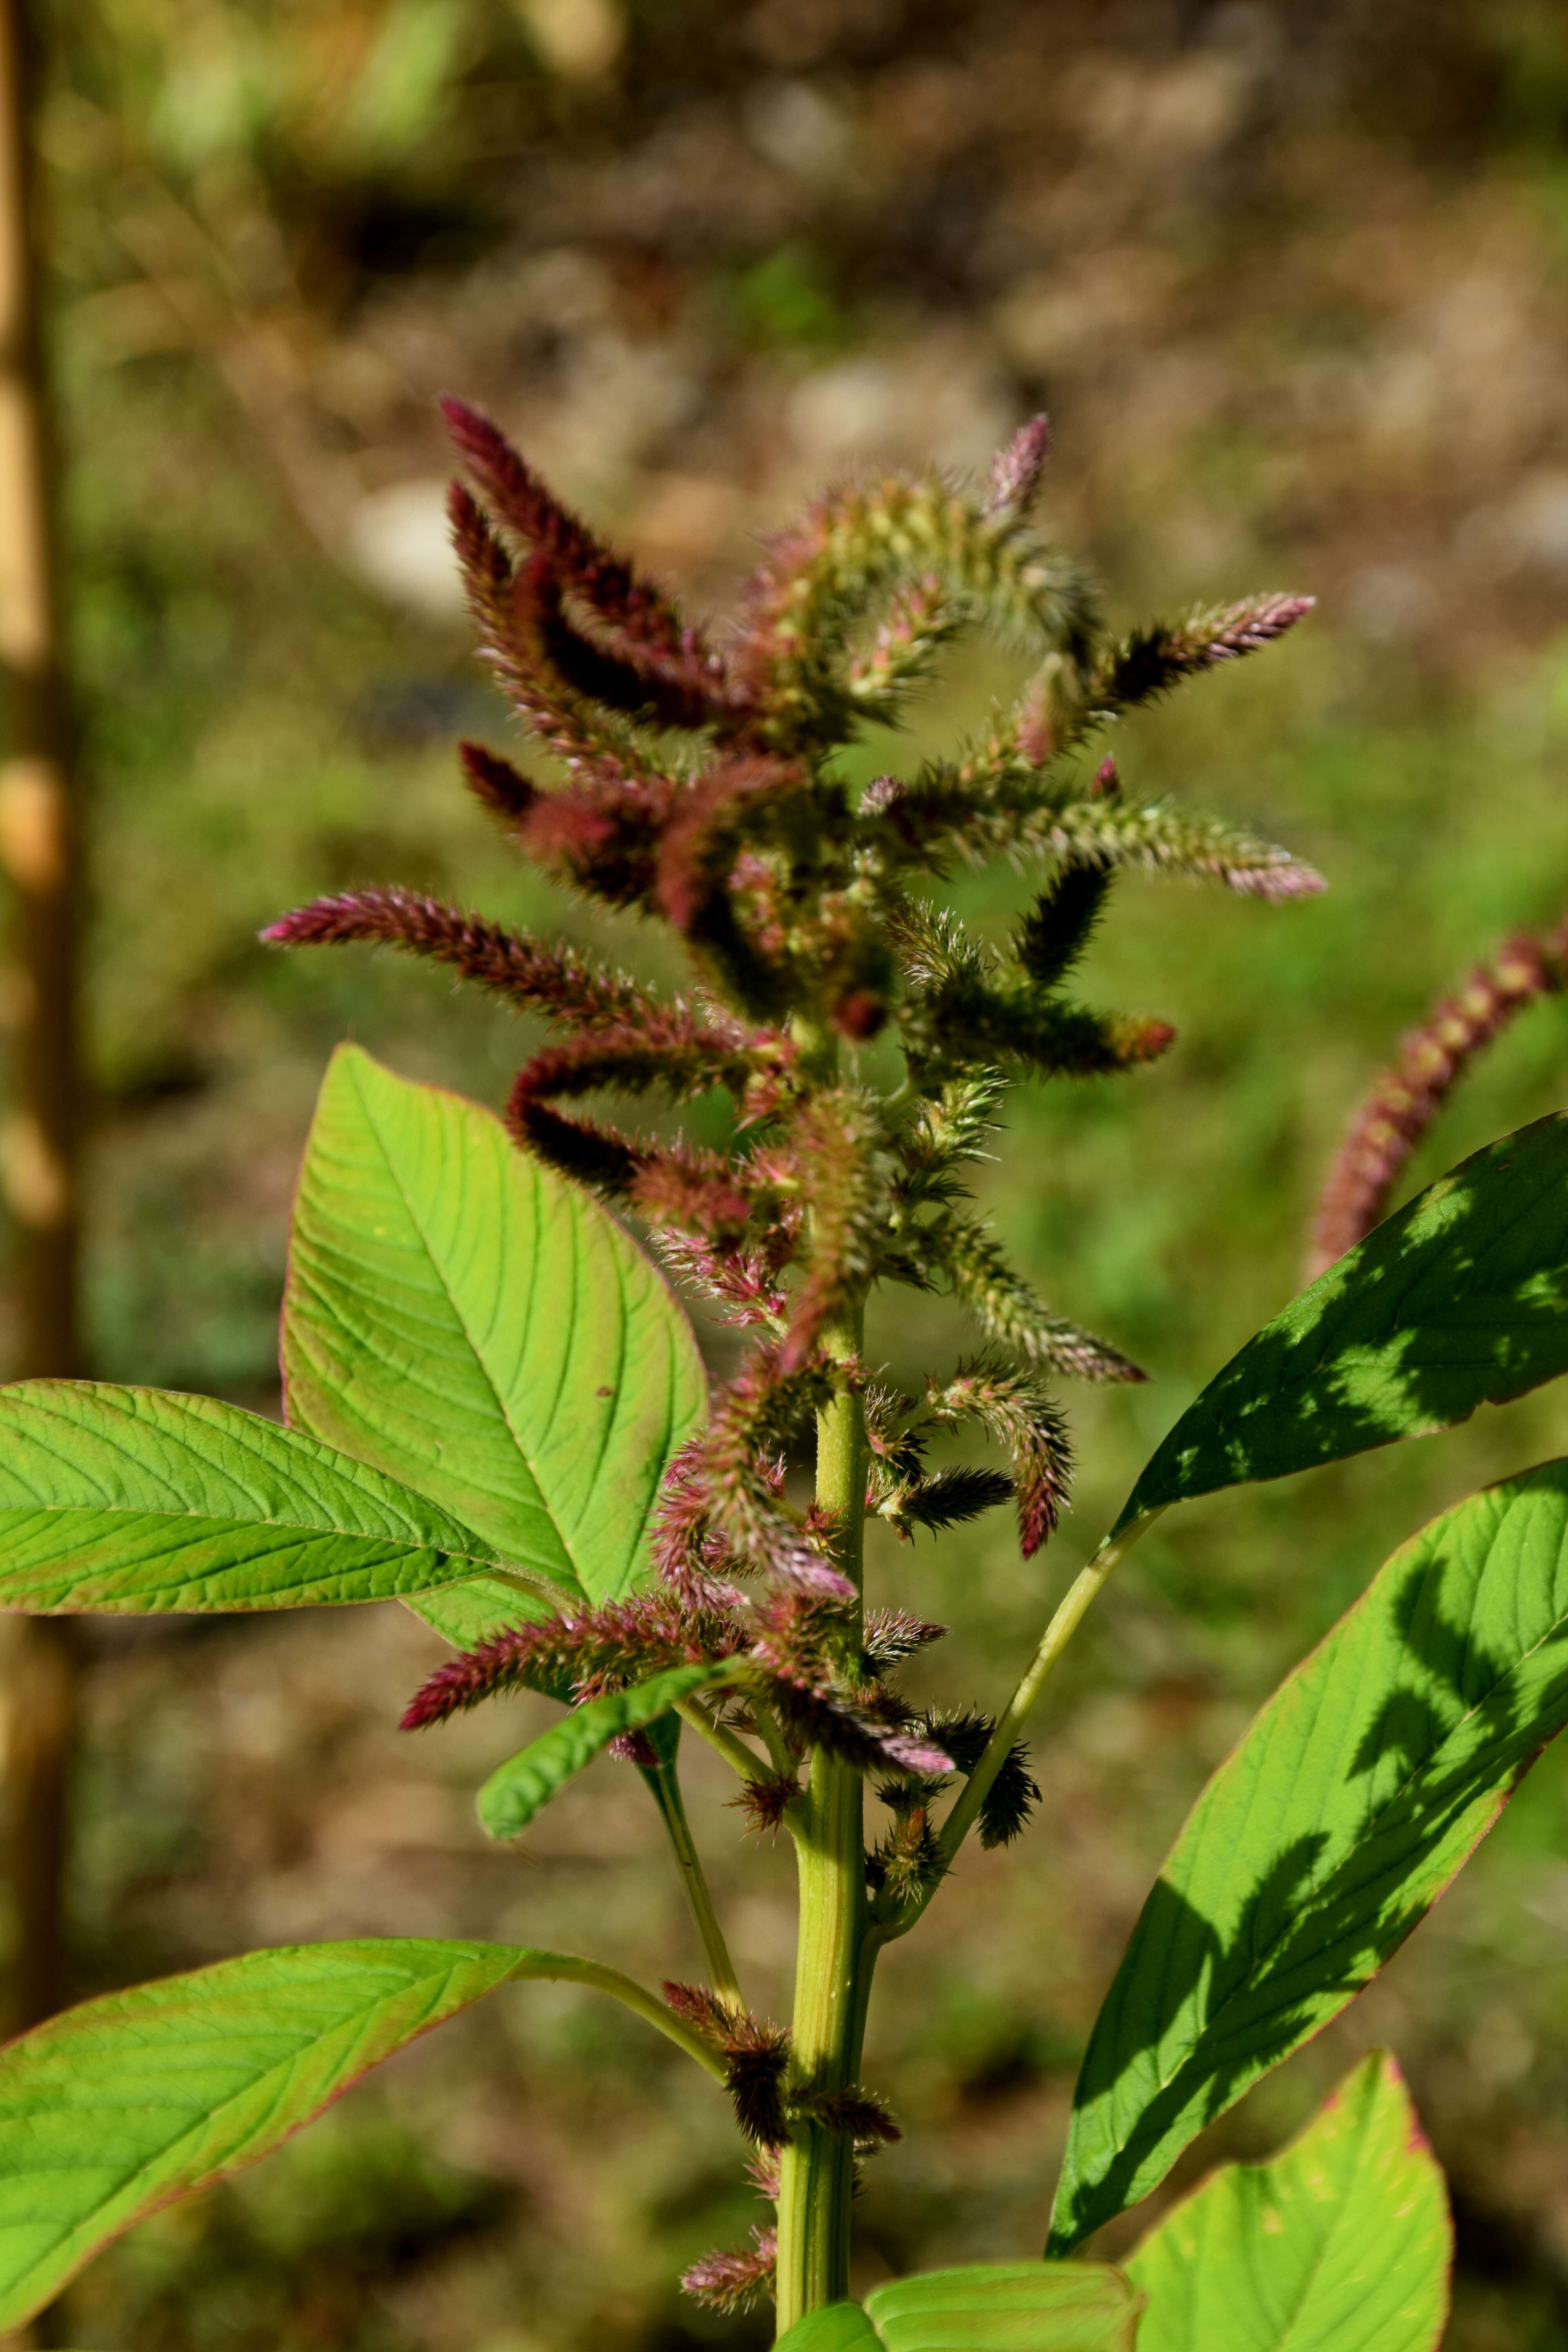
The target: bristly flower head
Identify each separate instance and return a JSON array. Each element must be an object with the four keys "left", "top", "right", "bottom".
[
  {"left": 1309, "top": 920, "right": 1567, "bottom": 1278},
  {"left": 274, "top": 399, "right": 1316, "bottom": 1790}
]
